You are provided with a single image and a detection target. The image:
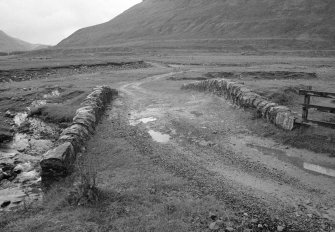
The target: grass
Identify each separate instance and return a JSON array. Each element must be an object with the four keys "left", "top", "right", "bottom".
[
  {"left": 259, "top": 86, "right": 305, "bottom": 106},
  {"left": 1, "top": 192, "right": 233, "bottom": 232},
  {"left": 246, "top": 110, "right": 335, "bottom": 157},
  {"left": 29, "top": 104, "right": 76, "bottom": 124},
  {"left": 0, "top": 153, "right": 239, "bottom": 232},
  {"left": 1, "top": 50, "right": 334, "bottom": 231},
  {"left": 0, "top": 104, "right": 250, "bottom": 232}
]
